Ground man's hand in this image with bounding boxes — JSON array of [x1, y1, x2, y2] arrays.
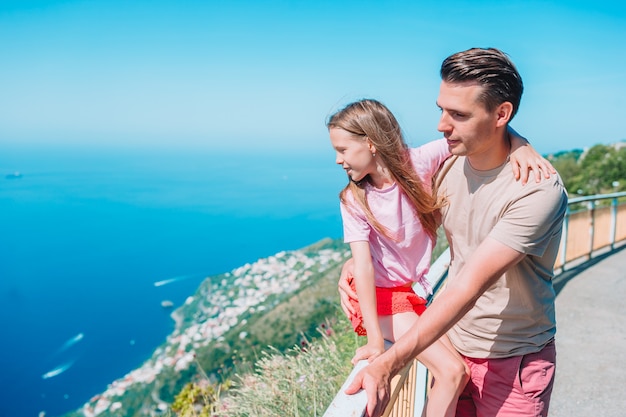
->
[[338, 258, 358, 317], [345, 357, 393, 417]]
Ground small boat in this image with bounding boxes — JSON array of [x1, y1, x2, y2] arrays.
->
[[161, 300, 174, 308]]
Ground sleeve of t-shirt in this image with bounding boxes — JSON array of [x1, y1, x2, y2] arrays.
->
[[340, 191, 371, 243], [489, 177, 568, 256], [411, 138, 452, 183]]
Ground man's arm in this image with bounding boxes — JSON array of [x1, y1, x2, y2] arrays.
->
[[345, 237, 525, 417]]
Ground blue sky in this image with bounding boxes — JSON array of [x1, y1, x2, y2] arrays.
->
[[1, 0, 624, 154]]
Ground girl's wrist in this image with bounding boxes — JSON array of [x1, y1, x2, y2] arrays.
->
[[367, 334, 385, 346]]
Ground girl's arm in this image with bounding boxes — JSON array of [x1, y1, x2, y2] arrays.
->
[[350, 241, 385, 364], [419, 131, 555, 188], [508, 126, 557, 185]]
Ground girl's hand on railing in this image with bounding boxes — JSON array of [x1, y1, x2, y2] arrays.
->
[[352, 339, 385, 365]]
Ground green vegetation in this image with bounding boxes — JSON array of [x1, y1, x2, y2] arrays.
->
[[171, 318, 360, 417], [215, 322, 360, 417], [547, 142, 626, 196], [170, 239, 357, 416], [64, 238, 355, 417], [189, 238, 352, 381]]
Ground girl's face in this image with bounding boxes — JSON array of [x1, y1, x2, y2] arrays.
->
[[329, 127, 375, 183]]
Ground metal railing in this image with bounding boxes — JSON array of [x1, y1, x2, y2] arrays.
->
[[556, 192, 626, 271], [323, 191, 626, 417]]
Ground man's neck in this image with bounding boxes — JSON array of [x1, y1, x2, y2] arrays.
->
[[466, 131, 511, 171]]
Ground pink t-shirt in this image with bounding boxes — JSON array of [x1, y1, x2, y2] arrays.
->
[[340, 139, 450, 294]]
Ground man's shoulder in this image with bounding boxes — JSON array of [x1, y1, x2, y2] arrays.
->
[[440, 158, 566, 201], [498, 164, 568, 204], [503, 172, 568, 222], [434, 154, 462, 182], [518, 171, 568, 198]]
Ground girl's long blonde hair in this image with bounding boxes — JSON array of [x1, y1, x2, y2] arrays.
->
[[327, 99, 441, 239]]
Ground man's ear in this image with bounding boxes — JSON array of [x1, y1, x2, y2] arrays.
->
[[495, 102, 514, 127]]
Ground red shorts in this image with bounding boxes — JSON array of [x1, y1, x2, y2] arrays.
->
[[348, 280, 427, 336], [456, 341, 556, 417]]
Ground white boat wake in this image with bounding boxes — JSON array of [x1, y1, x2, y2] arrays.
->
[[153, 274, 201, 287], [57, 332, 84, 353], [42, 361, 74, 379]]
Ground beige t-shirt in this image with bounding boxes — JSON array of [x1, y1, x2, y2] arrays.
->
[[438, 156, 568, 358]]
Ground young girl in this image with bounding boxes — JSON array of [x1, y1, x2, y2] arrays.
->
[[327, 99, 548, 417]]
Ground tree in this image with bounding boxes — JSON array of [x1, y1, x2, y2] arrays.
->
[[548, 142, 626, 196]]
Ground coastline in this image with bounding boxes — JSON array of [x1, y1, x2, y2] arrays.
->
[[169, 310, 183, 330], [1, 147, 345, 417], [66, 238, 349, 417]]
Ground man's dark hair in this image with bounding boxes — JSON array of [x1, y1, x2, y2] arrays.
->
[[440, 48, 524, 120]]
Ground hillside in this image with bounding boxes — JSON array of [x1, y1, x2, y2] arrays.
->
[[62, 238, 351, 417]]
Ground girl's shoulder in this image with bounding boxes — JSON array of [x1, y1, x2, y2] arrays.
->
[[340, 186, 360, 209]]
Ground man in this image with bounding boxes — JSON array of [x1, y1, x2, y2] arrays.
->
[[339, 48, 568, 417]]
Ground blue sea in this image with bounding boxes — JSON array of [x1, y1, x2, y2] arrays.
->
[[0, 143, 345, 417]]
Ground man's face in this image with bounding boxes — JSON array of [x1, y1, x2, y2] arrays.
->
[[436, 81, 499, 157]]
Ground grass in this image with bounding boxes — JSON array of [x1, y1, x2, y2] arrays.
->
[[171, 316, 361, 417]]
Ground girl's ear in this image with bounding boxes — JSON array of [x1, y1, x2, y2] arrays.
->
[[366, 137, 377, 155], [495, 102, 514, 127]]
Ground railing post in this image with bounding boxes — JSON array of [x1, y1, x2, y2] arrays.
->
[[560, 205, 570, 272], [412, 362, 428, 417], [588, 200, 596, 259], [611, 197, 618, 250]]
